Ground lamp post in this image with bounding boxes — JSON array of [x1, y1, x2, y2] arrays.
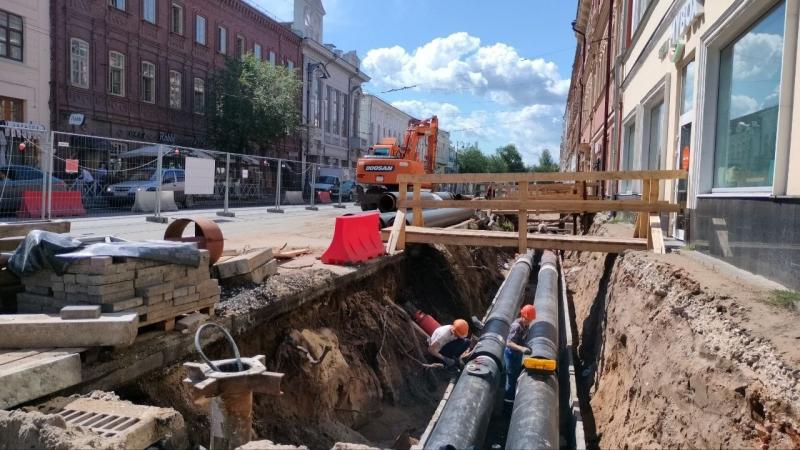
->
[[304, 60, 328, 193]]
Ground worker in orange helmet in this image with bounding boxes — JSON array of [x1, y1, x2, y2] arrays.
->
[[428, 319, 470, 368], [504, 304, 536, 406]]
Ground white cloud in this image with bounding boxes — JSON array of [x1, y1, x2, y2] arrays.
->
[[391, 100, 562, 165], [730, 94, 758, 118], [732, 32, 784, 81], [364, 32, 569, 106]]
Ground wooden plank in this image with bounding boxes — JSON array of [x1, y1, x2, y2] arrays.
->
[[518, 181, 528, 254], [385, 209, 407, 255], [638, 180, 651, 238], [0, 349, 83, 409], [396, 227, 647, 253], [274, 248, 311, 260], [397, 169, 688, 184], [0, 220, 71, 239], [412, 183, 423, 227], [397, 198, 684, 213], [0, 313, 139, 348], [649, 213, 665, 254]]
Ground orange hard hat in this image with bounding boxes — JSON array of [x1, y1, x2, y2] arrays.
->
[[520, 305, 536, 321], [452, 319, 469, 338]]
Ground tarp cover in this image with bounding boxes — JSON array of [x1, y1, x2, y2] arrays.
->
[[8, 230, 200, 276]]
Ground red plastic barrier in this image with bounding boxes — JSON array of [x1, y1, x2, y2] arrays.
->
[[321, 212, 385, 265], [317, 191, 332, 203], [17, 191, 86, 218], [413, 310, 442, 336]]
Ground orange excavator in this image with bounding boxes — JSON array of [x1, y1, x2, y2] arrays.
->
[[356, 115, 438, 211]]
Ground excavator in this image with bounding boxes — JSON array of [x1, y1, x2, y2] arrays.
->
[[355, 115, 438, 211]]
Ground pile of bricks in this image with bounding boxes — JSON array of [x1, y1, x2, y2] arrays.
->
[[17, 250, 220, 328]]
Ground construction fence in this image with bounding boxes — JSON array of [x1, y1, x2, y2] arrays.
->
[[0, 123, 356, 221]]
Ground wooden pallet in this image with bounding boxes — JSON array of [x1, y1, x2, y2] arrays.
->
[[138, 305, 214, 333]]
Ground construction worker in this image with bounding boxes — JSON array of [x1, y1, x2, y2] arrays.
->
[[504, 304, 536, 405], [428, 319, 470, 368]]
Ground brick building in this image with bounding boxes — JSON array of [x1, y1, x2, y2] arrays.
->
[[50, 0, 302, 154]]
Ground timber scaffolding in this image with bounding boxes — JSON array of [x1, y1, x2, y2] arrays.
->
[[383, 170, 688, 254]]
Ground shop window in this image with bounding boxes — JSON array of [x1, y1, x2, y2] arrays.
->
[[680, 60, 696, 116], [713, 2, 785, 189], [0, 96, 23, 122], [169, 70, 181, 109], [108, 51, 125, 97], [70, 38, 89, 88], [0, 9, 23, 62], [141, 61, 155, 103]]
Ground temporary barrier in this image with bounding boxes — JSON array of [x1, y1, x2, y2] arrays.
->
[[283, 191, 304, 205], [321, 212, 385, 265], [317, 191, 332, 204], [132, 191, 178, 213], [18, 191, 86, 218]]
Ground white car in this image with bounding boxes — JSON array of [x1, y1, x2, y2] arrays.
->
[[104, 169, 194, 207]]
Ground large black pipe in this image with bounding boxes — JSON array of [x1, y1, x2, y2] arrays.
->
[[378, 191, 442, 213], [424, 252, 534, 450], [378, 208, 475, 229], [505, 251, 560, 450]]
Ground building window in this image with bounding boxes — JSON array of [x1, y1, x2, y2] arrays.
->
[[253, 43, 261, 59], [235, 35, 245, 60], [631, 0, 653, 35], [70, 38, 89, 88], [680, 60, 696, 116], [341, 93, 348, 137], [141, 61, 155, 103], [108, 51, 125, 96], [332, 89, 339, 134], [195, 16, 206, 45], [143, 0, 156, 24], [621, 121, 636, 193], [170, 3, 184, 34], [713, 2, 785, 189], [217, 26, 226, 54], [169, 70, 181, 109], [0, 96, 23, 122], [316, 78, 323, 127], [0, 9, 23, 62], [193, 78, 204, 114], [287, 59, 294, 70], [268, 51, 275, 65], [645, 100, 664, 170], [324, 86, 331, 132], [108, 0, 125, 11]]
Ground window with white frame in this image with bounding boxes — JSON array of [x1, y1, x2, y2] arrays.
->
[[341, 93, 348, 137], [108, 0, 125, 11], [193, 78, 204, 114], [169, 70, 181, 109], [141, 61, 155, 103], [324, 86, 331, 132], [195, 16, 206, 45], [332, 89, 339, 135], [631, 0, 653, 35], [235, 35, 245, 60], [143, 0, 156, 24], [287, 59, 294, 70], [645, 100, 664, 170], [621, 120, 637, 194], [170, 3, 183, 34], [253, 43, 261, 59], [70, 38, 89, 88], [713, 2, 786, 189], [217, 26, 227, 54], [268, 51, 275, 65], [0, 9, 23, 62], [108, 51, 125, 96]]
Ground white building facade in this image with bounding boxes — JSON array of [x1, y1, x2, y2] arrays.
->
[[0, 0, 50, 127], [359, 94, 414, 148]]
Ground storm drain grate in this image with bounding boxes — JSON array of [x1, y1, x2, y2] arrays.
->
[[56, 408, 141, 438]]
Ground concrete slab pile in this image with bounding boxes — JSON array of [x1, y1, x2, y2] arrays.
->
[[213, 248, 278, 286]]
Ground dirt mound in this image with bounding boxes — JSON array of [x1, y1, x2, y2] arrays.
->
[[566, 240, 800, 449]]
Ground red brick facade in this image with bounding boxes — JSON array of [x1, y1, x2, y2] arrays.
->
[[50, 0, 302, 153]]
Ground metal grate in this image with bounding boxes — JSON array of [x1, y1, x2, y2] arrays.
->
[[42, 407, 141, 439]]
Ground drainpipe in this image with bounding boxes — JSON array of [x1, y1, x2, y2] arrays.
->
[[571, 21, 587, 172], [601, 0, 615, 198]]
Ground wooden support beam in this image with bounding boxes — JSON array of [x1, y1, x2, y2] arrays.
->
[[518, 181, 528, 254], [637, 180, 651, 238], [385, 226, 647, 253], [412, 183, 423, 227], [649, 213, 665, 254], [397, 198, 684, 213], [386, 209, 406, 255], [398, 169, 688, 184]]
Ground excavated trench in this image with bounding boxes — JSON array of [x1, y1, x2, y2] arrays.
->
[[116, 244, 509, 450]]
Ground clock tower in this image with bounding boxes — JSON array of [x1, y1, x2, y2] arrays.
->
[[293, 0, 325, 42]]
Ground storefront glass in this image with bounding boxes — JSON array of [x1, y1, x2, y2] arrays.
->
[[713, 1, 785, 189]]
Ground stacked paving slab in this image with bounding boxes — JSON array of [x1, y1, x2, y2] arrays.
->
[[213, 248, 277, 286], [17, 249, 220, 327]]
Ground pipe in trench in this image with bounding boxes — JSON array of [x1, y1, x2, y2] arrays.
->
[[378, 191, 443, 213], [423, 252, 535, 450], [505, 250, 560, 450], [378, 208, 475, 229]]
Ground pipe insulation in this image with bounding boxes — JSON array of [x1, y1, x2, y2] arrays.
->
[[424, 252, 535, 450], [378, 208, 475, 229], [505, 250, 560, 450], [378, 191, 442, 213]]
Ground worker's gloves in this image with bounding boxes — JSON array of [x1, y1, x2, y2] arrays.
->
[[442, 357, 457, 367], [523, 348, 532, 355]]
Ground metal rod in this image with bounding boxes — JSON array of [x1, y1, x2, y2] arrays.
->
[[423, 252, 535, 450], [223, 153, 230, 213], [306, 164, 318, 211], [267, 159, 284, 213], [505, 250, 560, 450]]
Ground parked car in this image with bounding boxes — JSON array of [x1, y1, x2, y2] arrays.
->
[[329, 180, 357, 202], [0, 165, 66, 215], [104, 168, 195, 207]]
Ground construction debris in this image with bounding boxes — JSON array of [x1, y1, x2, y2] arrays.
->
[[236, 440, 309, 450], [0, 348, 83, 409], [213, 248, 278, 286], [0, 313, 138, 348], [274, 248, 311, 260]]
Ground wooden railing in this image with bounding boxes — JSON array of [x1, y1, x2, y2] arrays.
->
[[386, 170, 688, 255]]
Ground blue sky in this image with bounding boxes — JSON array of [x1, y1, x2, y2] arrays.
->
[[251, 0, 578, 165]]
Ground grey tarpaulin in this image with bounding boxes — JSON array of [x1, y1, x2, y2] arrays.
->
[[8, 230, 201, 277]]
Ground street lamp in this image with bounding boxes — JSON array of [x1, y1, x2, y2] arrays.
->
[[303, 61, 329, 191]]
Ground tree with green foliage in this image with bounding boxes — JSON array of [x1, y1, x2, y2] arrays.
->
[[486, 154, 509, 173], [495, 144, 526, 172], [530, 149, 560, 172], [458, 145, 489, 173], [206, 55, 301, 154]]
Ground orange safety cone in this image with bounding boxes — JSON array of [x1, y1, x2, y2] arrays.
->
[[321, 212, 385, 265]]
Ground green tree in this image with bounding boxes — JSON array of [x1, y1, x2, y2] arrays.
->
[[495, 144, 526, 172], [206, 55, 301, 153], [458, 145, 489, 173], [530, 149, 560, 172], [486, 154, 509, 173]]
